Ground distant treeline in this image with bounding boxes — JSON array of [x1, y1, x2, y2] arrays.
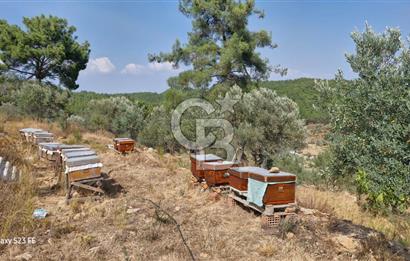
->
[[68, 78, 330, 123]]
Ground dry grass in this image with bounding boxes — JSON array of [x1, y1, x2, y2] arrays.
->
[[297, 186, 410, 246], [0, 134, 37, 243]]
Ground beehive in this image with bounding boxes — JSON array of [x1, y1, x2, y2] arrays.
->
[[19, 128, 43, 142], [38, 142, 62, 160], [64, 155, 102, 183], [202, 161, 239, 186], [32, 131, 54, 144], [227, 166, 259, 192], [39, 144, 86, 161], [190, 154, 222, 180], [248, 170, 296, 206], [113, 138, 135, 153]]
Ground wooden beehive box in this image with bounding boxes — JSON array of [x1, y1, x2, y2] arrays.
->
[[228, 166, 260, 192], [64, 155, 102, 183], [190, 154, 222, 180], [19, 128, 43, 142], [38, 142, 62, 160], [202, 161, 239, 187], [32, 131, 54, 144], [248, 169, 296, 206], [113, 138, 135, 153]]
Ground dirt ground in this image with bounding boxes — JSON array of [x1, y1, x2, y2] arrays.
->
[[0, 123, 409, 261]]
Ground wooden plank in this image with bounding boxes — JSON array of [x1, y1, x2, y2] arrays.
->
[[71, 181, 104, 194]]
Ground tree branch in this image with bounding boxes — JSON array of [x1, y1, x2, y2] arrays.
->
[[8, 67, 35, 76]]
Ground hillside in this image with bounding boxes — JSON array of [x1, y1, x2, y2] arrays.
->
[[260, 78, 329, 123], [68, 78, 328, 123], [0, 120, 408, 260]]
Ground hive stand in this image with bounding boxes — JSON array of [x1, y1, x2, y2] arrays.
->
[[65, 173, 122, 203], [228, 187, 297, 228], [65, 176, 105, 200]]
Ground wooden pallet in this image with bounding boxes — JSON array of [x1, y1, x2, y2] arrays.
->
[[228, 188, 297, 228]]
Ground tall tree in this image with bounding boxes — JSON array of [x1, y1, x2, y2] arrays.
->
[[149, 0, 285, 91], [0, 15, 90, 90]]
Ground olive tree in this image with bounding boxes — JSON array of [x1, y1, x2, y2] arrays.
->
[[84, 97, 145, 139], [139, 106, 180, 152], [227, 86, 305, 167], [316, 24, 410, 212]]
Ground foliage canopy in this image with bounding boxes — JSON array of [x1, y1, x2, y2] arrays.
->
[[316, 24, 410, 212], [149, 0, 285, 91], [0, 15, 90, 90]]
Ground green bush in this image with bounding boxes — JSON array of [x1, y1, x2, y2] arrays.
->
[[139, 106, 180, 152], [316, 24, 410, 212], [12, 81, 69, 120], [82, 96, 145, 139]]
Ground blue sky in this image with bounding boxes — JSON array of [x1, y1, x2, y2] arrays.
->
[[1, 0, 409, 93]]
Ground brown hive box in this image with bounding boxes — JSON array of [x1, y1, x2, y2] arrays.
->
[[190, 154, 222, 180], [113, 138, 135, 153], [202, 161, 239, 186], [249, 170, 296, 205], [228, 166, 260, 192]]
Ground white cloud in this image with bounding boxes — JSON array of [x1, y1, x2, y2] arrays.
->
[[121, 63, 144, 75], [120, 61, 177, 75], [86, 57, 116, 74], [148, 61, 174, 72]]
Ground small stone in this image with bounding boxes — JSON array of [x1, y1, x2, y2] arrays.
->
[[286, 232, 295, 239], [199, 253, 209, 258], [332, 235, 360, 252], [89, 246, 100, 254], [175, 206, 181, 212], [14, 252, 33, 261], [73, 213, 81, 220], [269, 167, 280, 173], [300, 207, 315, 215], [126, 208, 141, 214]]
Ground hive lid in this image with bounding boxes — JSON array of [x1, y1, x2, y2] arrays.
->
[[63, 150, 97, 159], [38, 143, 63, 150], [203, 160, 237, 166], [249, 170, 296, 183], [60, 148, 90, 153], [33, 132, 54, 137], [230, 166, 269, 175], [58, 145, 87, 150], [114, 138, 135, 142], [65, 155, 101, 167], [202, 161, 238, 170], [190, 154, 222, 161], [250, 171, 296, 178], [19, 128, 43, 133]]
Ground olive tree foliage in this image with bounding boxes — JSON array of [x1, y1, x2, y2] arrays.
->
[[0, 15, 90, 90], [149, 0, 285, 91], [316, 24, 410, 212], [12, 81, 69, 120], [139, 106, 180, 152], [226, 86, 305, 167], [83, 97, 145, 139]]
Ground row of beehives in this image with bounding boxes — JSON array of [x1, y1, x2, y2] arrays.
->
[[0, 157, 20, 182], [19, 128, 103, 186], [190, 154, 297, 214]]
